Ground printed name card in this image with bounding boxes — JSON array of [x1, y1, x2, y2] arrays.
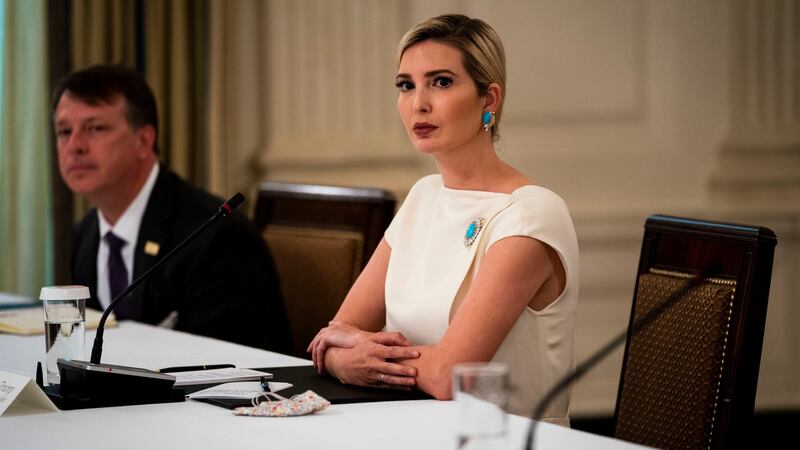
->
[[0, 370, 58, 416]]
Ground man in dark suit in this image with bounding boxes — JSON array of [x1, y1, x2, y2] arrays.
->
[[53, 64, 290, 352]]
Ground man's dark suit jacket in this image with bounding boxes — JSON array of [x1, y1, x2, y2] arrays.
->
[[71, 167, 291, 353]]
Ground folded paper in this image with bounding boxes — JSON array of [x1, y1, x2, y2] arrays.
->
[[0, 370, 59, 416]]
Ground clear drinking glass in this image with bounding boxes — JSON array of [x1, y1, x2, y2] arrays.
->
[[452, 362, 510, 450], [41, 285, 88, 385]]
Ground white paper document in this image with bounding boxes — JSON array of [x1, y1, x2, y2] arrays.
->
[[172, 368, 273, 387], [188, 381, 293, 400], [0, 307, 115, 335]]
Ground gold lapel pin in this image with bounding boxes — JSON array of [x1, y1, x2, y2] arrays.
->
[[144, 241, 160, 256]]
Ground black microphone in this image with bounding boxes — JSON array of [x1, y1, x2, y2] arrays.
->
[[38, 193, 246, 410], [524, 270, 708, 450]]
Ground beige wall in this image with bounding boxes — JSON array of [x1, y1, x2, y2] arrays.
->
[[215, 0, 800, 417]]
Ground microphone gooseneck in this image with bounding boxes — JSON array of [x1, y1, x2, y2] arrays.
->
[[90, 193, 246, 364], [524, 269, 709, 450]]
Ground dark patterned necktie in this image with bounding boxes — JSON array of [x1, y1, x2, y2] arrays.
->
[[105, 232, 130, 318]]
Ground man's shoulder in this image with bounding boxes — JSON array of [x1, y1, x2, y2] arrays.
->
[[152, 168, 255, 235], [146, 168, 227, 227], [159, 169, 222, 211]]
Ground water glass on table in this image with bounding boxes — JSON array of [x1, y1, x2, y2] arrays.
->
[[452, 362, 510, 450], [41, 285, 88, 386]]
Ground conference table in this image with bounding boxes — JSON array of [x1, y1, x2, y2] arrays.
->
[[0, 321, 647, 449]]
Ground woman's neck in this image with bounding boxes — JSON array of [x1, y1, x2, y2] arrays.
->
[[434, 136, 528, 194]]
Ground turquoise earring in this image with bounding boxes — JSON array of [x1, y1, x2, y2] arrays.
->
[[481, 111, 496, 132]]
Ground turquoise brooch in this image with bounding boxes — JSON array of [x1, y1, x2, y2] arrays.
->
[[464, 217, 486, 248]]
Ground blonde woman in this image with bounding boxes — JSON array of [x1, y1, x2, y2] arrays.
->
[[308, 14, 578, 424]]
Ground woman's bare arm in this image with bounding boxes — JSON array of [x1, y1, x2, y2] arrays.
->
[[399, 236, 566, 399]]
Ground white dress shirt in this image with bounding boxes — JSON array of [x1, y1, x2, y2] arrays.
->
[[96, 163, 160, 309]]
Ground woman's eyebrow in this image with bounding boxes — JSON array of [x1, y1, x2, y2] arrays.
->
[[396, 69, 457, 80], [423, 69, 457, 78]]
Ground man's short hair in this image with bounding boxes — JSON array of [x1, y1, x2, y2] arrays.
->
[[52, 64, 159, 154]]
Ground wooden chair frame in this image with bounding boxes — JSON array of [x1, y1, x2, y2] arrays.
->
[[613, 214, 777, 449]]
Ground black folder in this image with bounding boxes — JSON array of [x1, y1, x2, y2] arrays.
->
[[192, 365, 431, 409]]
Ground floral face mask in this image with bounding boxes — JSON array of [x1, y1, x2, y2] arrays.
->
[[233, 390, 330, 417]]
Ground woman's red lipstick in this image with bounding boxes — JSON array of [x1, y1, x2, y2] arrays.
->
[[413, 122, 437, 138]]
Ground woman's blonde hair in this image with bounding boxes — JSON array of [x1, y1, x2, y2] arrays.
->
[[397, 14, 506, 139]]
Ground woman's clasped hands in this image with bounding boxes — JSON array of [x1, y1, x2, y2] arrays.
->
[[307, 321, 420, 389]]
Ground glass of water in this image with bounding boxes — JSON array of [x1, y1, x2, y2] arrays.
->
[[40, 286, 88, 386], [452, 362, 510, 450]]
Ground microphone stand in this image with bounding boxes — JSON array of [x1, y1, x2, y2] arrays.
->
[[524, 270, 706, 450], [37, 193, 245, 410]]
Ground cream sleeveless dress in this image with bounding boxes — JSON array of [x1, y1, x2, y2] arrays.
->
[[384, 175, 579, 424]]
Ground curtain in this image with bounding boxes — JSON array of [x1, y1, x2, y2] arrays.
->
[[0, 0, 54, 297], [143, 0, 209, 185], [207, 0, 267, 201], [70, 0, 137, 68]]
